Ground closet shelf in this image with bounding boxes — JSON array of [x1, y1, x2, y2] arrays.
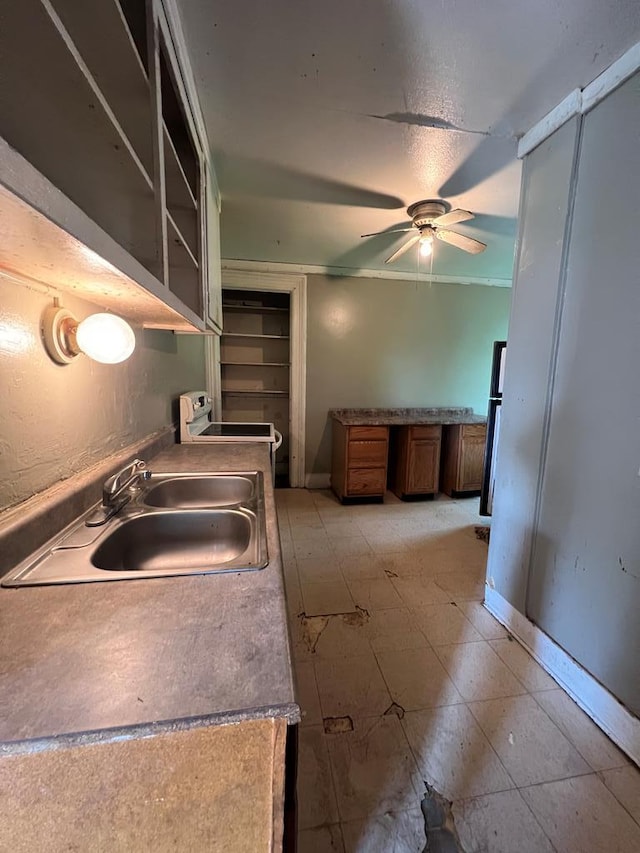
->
[[221, 389, 289, 397], [221, 332, 289, 340], [221, 361, 290, 367], [222, 304, 289, 314]]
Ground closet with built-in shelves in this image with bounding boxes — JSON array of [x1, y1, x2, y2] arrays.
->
[[220, 289, 291, 485]]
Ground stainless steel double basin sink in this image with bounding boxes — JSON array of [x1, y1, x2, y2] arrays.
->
[[2, 472, 268, 587]]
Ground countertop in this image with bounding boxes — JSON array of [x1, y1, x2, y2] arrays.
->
[[0, 717, 286, 852], [0, 443, 299, 752], [330, 406, 487, 426]]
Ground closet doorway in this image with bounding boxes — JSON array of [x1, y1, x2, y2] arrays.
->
[[218, 270, 306, 487]]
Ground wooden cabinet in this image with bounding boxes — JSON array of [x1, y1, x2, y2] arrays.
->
[[331, 423, 389, 501], [0, 0, 222, 333], [389, 425, 442, 499], [440, 423, 487, 496]]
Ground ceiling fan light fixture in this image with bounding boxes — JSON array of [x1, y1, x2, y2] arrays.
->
[[419, 235, 433, 257], [372, 199, 487, 265]]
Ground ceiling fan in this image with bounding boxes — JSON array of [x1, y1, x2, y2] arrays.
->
[[362, 200, 487, 264]]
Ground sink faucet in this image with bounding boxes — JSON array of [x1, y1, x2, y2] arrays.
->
[[86, 458, 151, 527], [103, 458, 150, 506]]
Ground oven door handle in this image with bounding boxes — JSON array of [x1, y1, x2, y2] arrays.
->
[[273, 429, 283, 451]]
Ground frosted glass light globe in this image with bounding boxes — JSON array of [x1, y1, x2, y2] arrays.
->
[[420, 237, 433, 257], [75, 313, 135, 364]]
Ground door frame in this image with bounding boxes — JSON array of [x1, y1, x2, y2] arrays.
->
[[220, 268, 307, 488]]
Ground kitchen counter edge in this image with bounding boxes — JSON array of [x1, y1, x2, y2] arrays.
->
[[330, 407, 487, 425], [0, 442, 300, 752]]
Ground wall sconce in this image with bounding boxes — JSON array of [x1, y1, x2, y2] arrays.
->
[[42, 303, 136, 365]]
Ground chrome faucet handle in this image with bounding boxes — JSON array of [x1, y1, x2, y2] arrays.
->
[[104, 459, 147, 502], [86, 459, 150, 527]]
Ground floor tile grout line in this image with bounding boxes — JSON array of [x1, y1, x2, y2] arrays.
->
[[322, 718, 425, 828], [526, 687, 632, 774], [529, 685, 613, 776], [397, 708, 519, 801], [487, 637, 560, 695], [467, 689, 598, 774], [298, 725, 343, 832], [297, 821, 346, 849], [457, 787, 561, 853], [432, 639, 530, 701], [595, 770, 640, 831], [321, 717, 358, 829]]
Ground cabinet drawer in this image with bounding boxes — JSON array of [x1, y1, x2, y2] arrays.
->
[[347, 467, 386, 495], [348, 425, 388, 441], [410, 425, 441, 440], [462, 424, 486, 438], [348, 440, 388, 467]]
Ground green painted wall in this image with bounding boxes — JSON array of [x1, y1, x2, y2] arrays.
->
[[0, 278, 205, 511], [305, 274, 511, 476]]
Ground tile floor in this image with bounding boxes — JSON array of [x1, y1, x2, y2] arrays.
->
[[276, 487, 640, 853]]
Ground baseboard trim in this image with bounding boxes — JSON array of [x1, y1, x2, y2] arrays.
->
[[305, 473, 331, 490], [484, 588, 639, 766]]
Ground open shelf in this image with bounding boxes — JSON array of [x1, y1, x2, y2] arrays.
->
[[221, 390, 290, 397], [167, 215, 201, 315], [167, 210, 199, 269], [117, 0, 149, 73], [0, 0, 218, 334], [221, 332, 290, 340], [164, 123, 198, 210], [222, 304, 289, 314], [159, 41, 199, 199], [2, 0, 159, 276], [44, 0, 155, 179], [221, 361, 290, 367]]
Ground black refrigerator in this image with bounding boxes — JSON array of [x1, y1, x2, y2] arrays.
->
[[480, 340, 507, 516]]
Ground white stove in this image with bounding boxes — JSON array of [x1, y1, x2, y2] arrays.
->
[[179, 391, 282, 480]]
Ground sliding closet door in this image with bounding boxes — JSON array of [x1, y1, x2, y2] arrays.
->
[[527, 72, 640, 715]]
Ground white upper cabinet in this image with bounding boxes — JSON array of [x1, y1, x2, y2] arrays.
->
[[0, 0, 222, 334]]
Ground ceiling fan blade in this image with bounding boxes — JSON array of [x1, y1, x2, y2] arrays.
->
[[432, 209, 475, 227], [436, 229, 487, 254], [361, 228, 414, 238], [385, 234, 420, 264]]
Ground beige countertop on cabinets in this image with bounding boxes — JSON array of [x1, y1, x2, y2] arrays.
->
[[0, 717, 287, 853], [0, 443, 299, 750], [330, 406, 487, 426]]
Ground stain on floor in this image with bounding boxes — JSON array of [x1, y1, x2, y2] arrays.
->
[[323, 716, 354, 734]]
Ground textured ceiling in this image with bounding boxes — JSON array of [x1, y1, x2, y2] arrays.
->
[[176, 0, 640, 280]]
